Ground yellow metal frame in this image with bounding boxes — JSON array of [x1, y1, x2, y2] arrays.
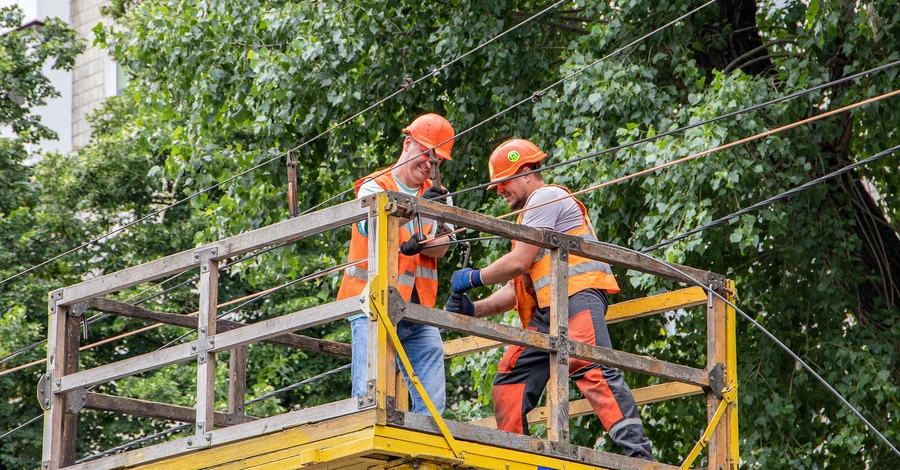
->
[[370, 193, 463, 459]]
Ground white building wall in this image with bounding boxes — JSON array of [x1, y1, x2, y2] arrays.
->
[[1, 0, 73, 155], [70, 0, 111, 149]]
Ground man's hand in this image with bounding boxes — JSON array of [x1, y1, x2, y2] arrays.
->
[[451, 267, 484, 293], [400, 233, 426, 256], [423, 186, 449, 204], [445, 293, 474, 316]]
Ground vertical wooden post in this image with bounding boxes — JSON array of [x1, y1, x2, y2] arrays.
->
[[194, 247, 219, 444], [547, 247, 570, 448], [227, 345, 248, 423], [286, 151, 299, 218], [366, 193, 399, 421], [42, 290, 80, 469]]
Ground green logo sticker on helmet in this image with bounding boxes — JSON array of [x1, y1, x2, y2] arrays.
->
[[507, 150, 520, 162]]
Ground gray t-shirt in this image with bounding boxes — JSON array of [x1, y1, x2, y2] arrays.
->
[[520, 186, 583, 232]]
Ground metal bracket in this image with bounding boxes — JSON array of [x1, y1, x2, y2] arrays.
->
[[65, 388, 87, 414], [37, 373, 52, 410], [69, 301, 89, 340], [387, 287, 407, 325], [385, 395, 405, 425], [708, 363, 726, 399], [357, 380, 376, 409], [186, 430, 212, 448], [196, 336, 215, 365], [193, 246, 219, 272], [359, 283, 374, 320], [543, 230, 583, 253], [548, 328, 571, 365], [49, 289, 64, 315]]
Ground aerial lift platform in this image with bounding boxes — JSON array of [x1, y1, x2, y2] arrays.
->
[[38, 192, 738, 470]]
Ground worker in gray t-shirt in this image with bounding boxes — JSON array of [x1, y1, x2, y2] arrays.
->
[[446, 139, 656, 461]]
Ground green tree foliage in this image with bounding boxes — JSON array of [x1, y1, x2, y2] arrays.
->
[[2, 0, 899, 468]]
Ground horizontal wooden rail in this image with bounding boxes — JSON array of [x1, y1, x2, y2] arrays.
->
[[394, 295, 709, 388], [472, 382, 703, 428], [443, 287, 707, 358], [83, 393, 254, 427], [56, 200, 367, 306], [87, 298, 351, 357], [55, 299, 360, 394], [378, 192, 716, 286]]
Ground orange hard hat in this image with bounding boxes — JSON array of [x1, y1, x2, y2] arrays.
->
[[488, 139, 547, 190], [403, 113, 455, 161]]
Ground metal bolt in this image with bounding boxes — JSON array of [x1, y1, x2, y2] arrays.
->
[[194, 253, 200, 260], [199, 326, 206, 334], [367, 396, 374, 403], [191, 344, 197, 351], [208, 338, 214, 346], [44, 399, 50, 406], [205, 432, 211, 441], [357, 397, 364, 406], [187, 438, 193, 446], [55, 378, 61, 386], [43, 462, 49, 469], [367, 382, 373, 389]]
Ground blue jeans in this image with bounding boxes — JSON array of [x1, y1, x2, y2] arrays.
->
[[350, 317, 446, 415]]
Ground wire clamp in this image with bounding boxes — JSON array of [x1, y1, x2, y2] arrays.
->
[[37, 373, 52, 410], [401, 77, 413, 90], [531, 91, 544, 103]]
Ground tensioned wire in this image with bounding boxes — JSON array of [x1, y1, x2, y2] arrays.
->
[[642, 144, 900, 252], [76, 363, 352, 462], [0, 257, 359, 442], [0, 0, 572, 288], [0, 237, 301, 370], [440, 58, 900, 201], [0, 0, 712, 375], [576, 238, 900, 459], [299, 0, 718, 217]]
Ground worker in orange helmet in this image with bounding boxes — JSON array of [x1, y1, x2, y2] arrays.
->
[[337, 113, 455, 415], [445, 139, 656, 460]]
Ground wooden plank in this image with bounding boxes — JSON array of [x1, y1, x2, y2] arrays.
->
[[227, 346, 247, 423], [472, 382, 703, 428], [393, 192, 714, 285], [60, 313, 81, 467], [56, 342, 195, 393], [570, 341, 708, 388], [195, 255, 219, 439], [442, 287, 708, 358], [84, 392, 239, 427], [59, 200, 367, 306], [395, 411, 680, 470], [399, 301, 707, 387], [210, 298, 361, 352], [87, 297, 351, 358], [41, 297, 71, 470], [65, 406, 376, 470], [547, 248, 569, 445]]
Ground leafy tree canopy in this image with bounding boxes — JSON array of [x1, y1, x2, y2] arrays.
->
[[2, 0, 899, 468]]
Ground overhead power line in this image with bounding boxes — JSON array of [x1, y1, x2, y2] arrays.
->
[[302, 0, 717, 216], [0, 0, 571, 289], [444, 58, 900, 200], [643, 144, 900, 252], [583, 238, 900, 459]]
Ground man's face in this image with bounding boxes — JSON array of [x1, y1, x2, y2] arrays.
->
[[495, 173, 530, 210], [402, 138, 434, 186]]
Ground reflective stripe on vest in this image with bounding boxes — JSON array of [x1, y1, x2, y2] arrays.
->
[[515, 184, 620, 309], [336, 167, 441, 308]]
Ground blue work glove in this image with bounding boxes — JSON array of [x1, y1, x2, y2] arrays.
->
[[400, 232, 426, 256], [451, 267, 484, 293], [422, 186, 449, 204], [445, 293, 475, 317]]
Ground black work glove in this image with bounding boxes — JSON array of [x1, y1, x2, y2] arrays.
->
[[445, 293, 475, 317], [400, 232, 427, 256], [422, 186, 449, 204]]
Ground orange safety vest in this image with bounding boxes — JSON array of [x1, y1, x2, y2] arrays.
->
[[512, 184, 620, 326], [336, 168, 440, 308]]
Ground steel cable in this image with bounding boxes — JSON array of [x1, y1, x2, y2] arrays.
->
[[643, 144, 900, 252], [0, 1, 571, 289]]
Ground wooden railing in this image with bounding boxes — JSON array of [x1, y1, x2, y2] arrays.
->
[[40, 191, 738, 470]]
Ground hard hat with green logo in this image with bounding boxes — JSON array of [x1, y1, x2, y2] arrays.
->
[[487, 139, 547, 190]]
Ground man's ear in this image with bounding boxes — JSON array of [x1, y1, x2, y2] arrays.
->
[[402, 135, 412, 152]]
